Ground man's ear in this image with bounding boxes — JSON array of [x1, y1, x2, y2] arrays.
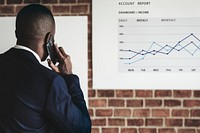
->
[[45, 32, 51, 44]]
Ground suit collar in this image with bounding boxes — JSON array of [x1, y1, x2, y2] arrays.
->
[[14, 45, 41, 64], [7, 48, 41, 65]]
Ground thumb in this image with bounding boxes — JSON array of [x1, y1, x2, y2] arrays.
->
[[47, 59, 59, 73]]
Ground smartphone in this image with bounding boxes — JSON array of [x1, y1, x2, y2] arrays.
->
[[46, 36, 58, 64]]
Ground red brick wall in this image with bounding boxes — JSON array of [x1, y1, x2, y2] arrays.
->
[[1, 0, 200, 133], [89, 90, 200, 133]]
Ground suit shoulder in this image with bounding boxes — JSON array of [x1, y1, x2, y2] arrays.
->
[[38, 64, 58, 78]]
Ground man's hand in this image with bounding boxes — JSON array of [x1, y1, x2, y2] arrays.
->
[[48, 44, 73, 75]]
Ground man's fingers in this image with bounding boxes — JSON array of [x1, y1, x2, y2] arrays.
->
[[47, 59, 59, 73], [59, 47, 69, 58], [48, 45, 73, 75]]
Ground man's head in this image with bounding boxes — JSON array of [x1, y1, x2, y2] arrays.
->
[[15, 4, 55, 61]]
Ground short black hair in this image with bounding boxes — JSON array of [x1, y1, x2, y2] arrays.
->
[[16, 4, 55, 40]]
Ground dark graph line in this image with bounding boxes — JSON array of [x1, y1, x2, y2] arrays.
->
[[120, 33, 200, 64]]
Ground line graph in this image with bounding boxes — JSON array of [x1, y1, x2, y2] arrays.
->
[[118, 18, 200, 72], [120, 33, 200, 64]]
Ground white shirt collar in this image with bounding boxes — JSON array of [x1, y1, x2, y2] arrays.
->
[[14, 45, 42, 64]]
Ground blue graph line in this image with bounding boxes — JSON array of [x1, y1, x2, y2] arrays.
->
[[120, 33, 200, 65]]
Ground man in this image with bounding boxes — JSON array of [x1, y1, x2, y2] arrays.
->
[[0, 4, 91, 133]]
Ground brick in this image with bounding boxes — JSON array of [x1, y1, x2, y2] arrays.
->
[[97, 90, 114, 97], [114, 109, 131, 117], [172, 109, 189, 117], [96, 109, 112, 117], [155, 90, 172, 97], [88, 61, 92, 72], [108, 118, 125, 126], [174, 90, 191, 97], [88, 108, 94, 116], [127, 119, 144, 126], [165, 119, 183, 127], [146, 119, 163, 126], [178, 129, 195, 133], [116, 90, 133, 97], [152, 109, 170, 117], [78, 0, 91, 3], [88, 90, 95, 97], [136, 90, 152, 97], [15, 5, 24, 14], [158, 128, 176, 133], [92, 118, 106, 126], [89, 3, 92, 14], [88, 32, 92, 42], [89, 99, 107, 107], [146, 99, 162, 107], [127, 99, 143, 107], [88, 79, 92, 89], [139, 128, 156, 133], [133, 109, 150, 117], [164, 100, 181, 107], [194, 90, 200, 97], [121, 128, 137, 133], [102, 128, 119, 133], [185, 119, 200, 127], [0, 6, 14, 14], [108, 99, 125, 107], [42, 0, 58, 3], [88, 68, 92, 79], [191, 109, 200, 117], [60, 0, 76, 3], [92, 128, 100, 133], [7, 0, 22, 4], [71, 5, 88, 14], [88, 23, 92, 33], [24, 0, 40, 3], [183, 100, 200, 107], [52, 5, 70, 13]]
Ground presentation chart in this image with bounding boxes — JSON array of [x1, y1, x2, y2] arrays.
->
[[93, 0, 200, 89], [119, 17, 200, 72]]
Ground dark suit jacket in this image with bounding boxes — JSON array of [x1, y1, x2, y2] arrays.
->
[[0, 48, 91, 133]]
